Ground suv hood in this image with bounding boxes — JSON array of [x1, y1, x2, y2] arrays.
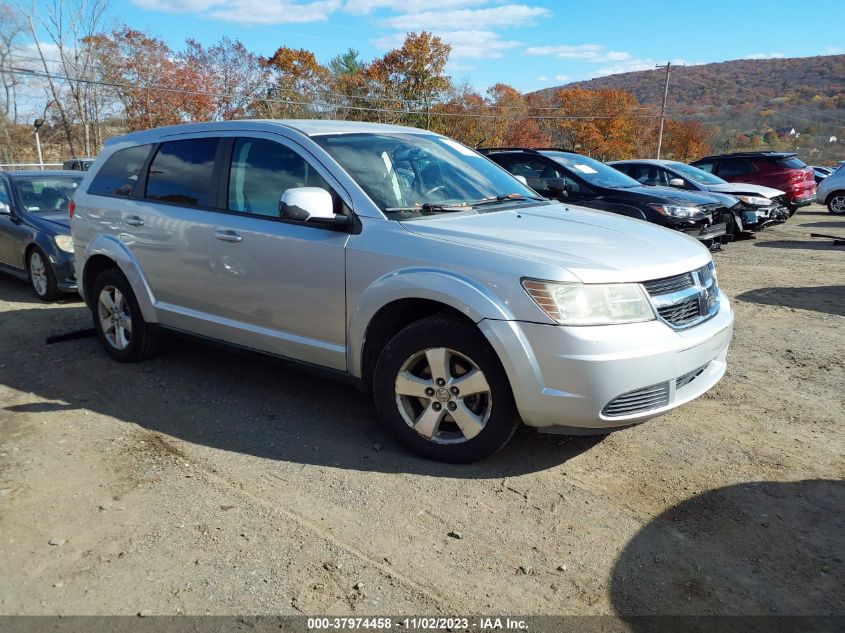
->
[[704, 182, 784, 198], [399, 203, 711, 284]]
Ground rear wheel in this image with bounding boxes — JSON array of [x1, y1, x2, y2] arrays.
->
[[828, 192, 845, 215], [91, 268, 161, 362], [28, 247, 60, 301], [373, 315, 519, 463]]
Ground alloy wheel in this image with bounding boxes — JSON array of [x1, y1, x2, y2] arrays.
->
[[830, 195, 845, 214], [394, 347, 492, 444], [29, 251, 48, 297], [97, 285, 133, 350]]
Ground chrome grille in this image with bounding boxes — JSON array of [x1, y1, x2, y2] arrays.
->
[[602, 382, 670, 417], [657, 297, 701, 326], [642, 263, 719, 330], [642, 273, 694, 295]]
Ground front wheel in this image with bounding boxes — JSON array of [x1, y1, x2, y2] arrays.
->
[[90, 268, 161, 362], [828, 192, 845, 215], [28, 247, 60, 301], [373, 315, 519, 463]]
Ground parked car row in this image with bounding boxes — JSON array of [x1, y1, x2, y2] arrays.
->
[[0, 120, 834, 462]]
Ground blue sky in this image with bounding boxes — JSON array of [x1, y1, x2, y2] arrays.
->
[[117, 0, 845, 92]]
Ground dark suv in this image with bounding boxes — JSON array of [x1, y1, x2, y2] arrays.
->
[[691, 152, 816, 214], [481, 148, 730, 246]]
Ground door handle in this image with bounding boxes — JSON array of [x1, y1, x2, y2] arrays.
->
[[214, 229, 243, 243], [125, 215, 144, 227]]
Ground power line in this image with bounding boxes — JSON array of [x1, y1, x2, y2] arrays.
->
[[1, 65, 664, 121]]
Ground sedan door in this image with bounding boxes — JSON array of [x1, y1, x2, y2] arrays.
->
[[0, 179, 27, 270]]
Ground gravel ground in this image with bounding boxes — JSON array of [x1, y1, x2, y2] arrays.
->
[[0, 205, 842, 617]]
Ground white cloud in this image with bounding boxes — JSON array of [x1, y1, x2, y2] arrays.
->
[[537, 75, 548, 82], [747, 52, 784, 60], [553, 74, 569, 82], [593, 57, 690, 77], [382, 4, 550, 30], [525, 43, 631, 62], [373, 29, 520, 60], [131, 0, 340, 24], [344, 0, 486, 14], [825, 46, 843, 54]]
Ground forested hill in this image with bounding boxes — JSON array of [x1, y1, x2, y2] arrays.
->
[[533, 55, 845, 118]]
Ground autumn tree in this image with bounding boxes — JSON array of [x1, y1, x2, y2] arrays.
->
[[260, 46, 328, 118], [183, 37, 267, 121], [87, 27, 212, 131], [369, 31, 451, 127], [326, 48, 372, 121], [660, 119, 711, 161], [433, 82, 486, 146]]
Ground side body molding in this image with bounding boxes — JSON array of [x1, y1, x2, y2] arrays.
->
[[346, 267, 516, 379], [82, 235, 158, 323]]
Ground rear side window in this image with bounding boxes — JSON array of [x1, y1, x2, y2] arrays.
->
[[145, 138, 219, 208], [717, 158, 755, 178], [88, 145, 152, 197], [777, 156, 807, 169]]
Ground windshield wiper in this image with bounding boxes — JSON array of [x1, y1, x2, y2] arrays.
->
[[466, 193, 545, 206], [384, 202, 469, 214]]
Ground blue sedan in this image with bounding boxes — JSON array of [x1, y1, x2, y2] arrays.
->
[[0, 170, 83, 300]]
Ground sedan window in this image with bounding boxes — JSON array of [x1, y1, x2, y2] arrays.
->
[[12, 176, 82, 213]]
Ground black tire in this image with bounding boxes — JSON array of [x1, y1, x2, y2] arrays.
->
[[827, 192, 845, 215], [787, 204, 798, 217], [373, 314, 519, 463], [90, 267, 161, 362], [28, 246, 60, 301]]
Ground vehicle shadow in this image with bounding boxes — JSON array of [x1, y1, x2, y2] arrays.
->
[[0, 297, 602, 478], [610, 480, 844, 622], [754, 240, 844, 251], [735, 285, 845, 317]]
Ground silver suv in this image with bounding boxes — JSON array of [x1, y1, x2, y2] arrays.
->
[[71, 120, 733, 462]]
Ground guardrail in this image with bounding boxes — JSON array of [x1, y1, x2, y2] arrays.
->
[[0, 163, 64, 171]]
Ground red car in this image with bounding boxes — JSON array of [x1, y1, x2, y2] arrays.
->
[[691, 152, 816, 215]]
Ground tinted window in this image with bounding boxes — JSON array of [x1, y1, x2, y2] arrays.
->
[[543, 151, 640, 189], [88, 145, 152, 197], [694, 160, 715, 173], [228, 138, 332, 218], [0, 180, 8, 205], [667, 162, 726, 185], [777, 156, 807, 169], [146, 138, 219, 207], [717, 158, 756, 178]]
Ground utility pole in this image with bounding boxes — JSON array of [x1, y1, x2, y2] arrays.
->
[[655, 62, 671, 159]]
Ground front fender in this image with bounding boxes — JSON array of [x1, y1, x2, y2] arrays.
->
[[347, 267, 516, 378], [82, 235, 158, 323]]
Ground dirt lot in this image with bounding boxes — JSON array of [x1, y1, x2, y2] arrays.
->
[[0, 205, 842, 617]]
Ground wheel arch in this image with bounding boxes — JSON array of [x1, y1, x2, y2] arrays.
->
[[348, 268, 516, 387], [81, 235, 157, 322], [825, 189, 845, 205]]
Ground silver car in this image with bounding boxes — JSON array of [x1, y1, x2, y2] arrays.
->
[[71, 120, 733, 462], [816, 164, 845, 214]]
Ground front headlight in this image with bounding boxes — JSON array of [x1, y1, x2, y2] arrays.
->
[[735, 195, 772, 206], [54, 235, 74, 253], [647, 203, 704, 219], [522, 279, 655, 326]]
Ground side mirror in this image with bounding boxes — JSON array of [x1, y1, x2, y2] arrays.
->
[[546, 178, 570, 198], [668, 177, 685, 188], [280, 187, 348, 227], [514, 175, 528, 186], [0, 201, 9, 215]]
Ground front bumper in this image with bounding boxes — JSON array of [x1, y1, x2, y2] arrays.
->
[[480, 295, 734, 431], [49, 251, 78, 293]]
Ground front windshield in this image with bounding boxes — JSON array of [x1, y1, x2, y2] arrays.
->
[[313, 133, 542, 216], [667, 161, 727, 185], [542, 151, 641, 189], [13, 176, 82, 214]]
